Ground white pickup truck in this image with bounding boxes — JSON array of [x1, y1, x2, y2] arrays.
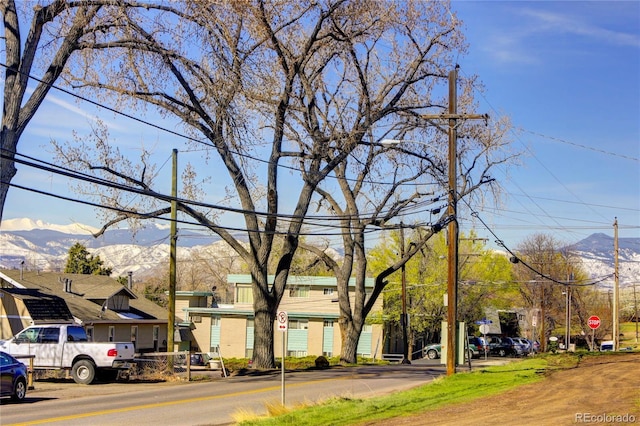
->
[[0, 324, 135, 384]]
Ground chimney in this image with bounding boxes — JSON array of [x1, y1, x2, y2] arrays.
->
[[127, 271, 133, 290]]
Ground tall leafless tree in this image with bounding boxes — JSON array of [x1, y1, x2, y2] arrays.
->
[[513, 233, 591, 351], [0, 0, 118, 222], [48, 0, 505, 368], [301, 106, 513, 362]]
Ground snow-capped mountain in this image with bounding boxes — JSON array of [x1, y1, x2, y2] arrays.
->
[[569, 233, 640, 289], [1, 219, 639, 287], [0, 218, 222, 278]]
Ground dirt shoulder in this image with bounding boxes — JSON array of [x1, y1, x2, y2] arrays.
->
[[372, 353, 640, 426]]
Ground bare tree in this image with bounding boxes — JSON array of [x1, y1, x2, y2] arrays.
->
[[49, 1, 499, 368], [513, 233, 591, 351], [0, 0, 118, 222], [301, 104, 513, 363]]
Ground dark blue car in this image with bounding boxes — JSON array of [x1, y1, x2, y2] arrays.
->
[[0, 351, 28, 401]]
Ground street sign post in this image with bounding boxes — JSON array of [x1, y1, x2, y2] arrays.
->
[[277, 311, 289, 332], [588, 315, 600, 352], [588, 315, 601, 330], [277, 311, 288, 405], [476, 319, 492, 361]]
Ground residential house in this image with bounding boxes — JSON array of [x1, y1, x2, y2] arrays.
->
[[177, 274, 384, 359], [0, 269, 169, 353]]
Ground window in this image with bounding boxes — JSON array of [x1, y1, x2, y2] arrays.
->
[[16, 327, 40, 343], [153, 325, 159, 351], [108, 326, 115, 342], [323, 320, 334, 328], [245, 317, 254, 359], [288, 319, 308, 330], [289, 286, 309, 298], [131, 326, 138, 348], [86, 326, 94, 342], [236, 284, 253, 304], [67, 326, 88, 342], [323, 288, 334, 295], [40, 328, 60, 343]]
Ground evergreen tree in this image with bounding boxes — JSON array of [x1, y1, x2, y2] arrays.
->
[[64, 243, 112, 276]]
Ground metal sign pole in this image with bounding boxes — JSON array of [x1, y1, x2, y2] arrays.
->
[[281, 330, 285, 406], [277, 310, 288, 406]]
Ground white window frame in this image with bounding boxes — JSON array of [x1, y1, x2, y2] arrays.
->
[[289, 286, 310, 298], [235, 284, 253, 304]]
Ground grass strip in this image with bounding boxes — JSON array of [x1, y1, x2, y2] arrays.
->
[[238, 356, 573, 426]]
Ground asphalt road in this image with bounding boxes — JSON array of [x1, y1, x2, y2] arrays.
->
[[1, 359, 462, 426]]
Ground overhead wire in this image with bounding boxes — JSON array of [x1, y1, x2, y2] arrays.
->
[[456, 68, 640, 248], [4, 150, 453, 238], [460, 197, 614, 287], [0, 61, 433, 189]]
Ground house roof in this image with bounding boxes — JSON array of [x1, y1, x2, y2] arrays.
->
[[0, 270, 167, 323], [1, 288, 74, 322]]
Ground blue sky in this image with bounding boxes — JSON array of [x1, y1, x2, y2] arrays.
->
[[1, 1, 639, 252], [452, 1, 639, 249]]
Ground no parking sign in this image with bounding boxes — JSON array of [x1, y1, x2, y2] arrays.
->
[[277, 311, 288, 332]]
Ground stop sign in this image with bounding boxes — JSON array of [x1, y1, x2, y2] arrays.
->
[[588, 315, 601, 330]]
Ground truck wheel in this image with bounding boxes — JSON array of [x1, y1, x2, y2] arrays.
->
[[72, 360, 96, 384]]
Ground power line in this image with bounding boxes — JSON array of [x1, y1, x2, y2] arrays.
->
[[520, 128, 640, 162], [0, 62, 436, 189], [458, 68, 630, 241], [461, 198, 614, 287]]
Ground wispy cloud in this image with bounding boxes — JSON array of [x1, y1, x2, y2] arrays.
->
[[479, 4, 640, 66], [42, 92, 127, 132], [521, 8, 640, 48]]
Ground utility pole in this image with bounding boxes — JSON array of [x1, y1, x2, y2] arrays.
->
[[421, 67, 487, 376], [564, 282, 572, 351], [613, 218, 619, 351], [634, 282, 638, 343], [400, 225, 410, 364], [168, 149, 178, 359]]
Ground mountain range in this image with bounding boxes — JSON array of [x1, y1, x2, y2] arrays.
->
[[1, 219, 638, 288]]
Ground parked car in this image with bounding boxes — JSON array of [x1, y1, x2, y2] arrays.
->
[[423, 342, 479, 360], [468, 336, 488, 356], [531, 340, 541, 353], [0, 351, 28, 401], [190, 353, 207, 366], [513, 337, 532, 355], [424, 343, 441, 360], [0, 324, 135, 385], [600, 340, 614, 351], [467, 342, 480, 359], [490, 337, 525, 357]]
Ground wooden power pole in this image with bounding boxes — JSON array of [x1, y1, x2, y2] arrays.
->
[[168, 149, 178, 357], [421, 67, 487, 375], [613, 217, 619, 351]]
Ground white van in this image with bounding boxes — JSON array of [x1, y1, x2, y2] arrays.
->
[[600, 340, 614, 351]]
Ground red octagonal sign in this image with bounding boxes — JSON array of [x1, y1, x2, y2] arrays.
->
[[588, 315, 601, 330]]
